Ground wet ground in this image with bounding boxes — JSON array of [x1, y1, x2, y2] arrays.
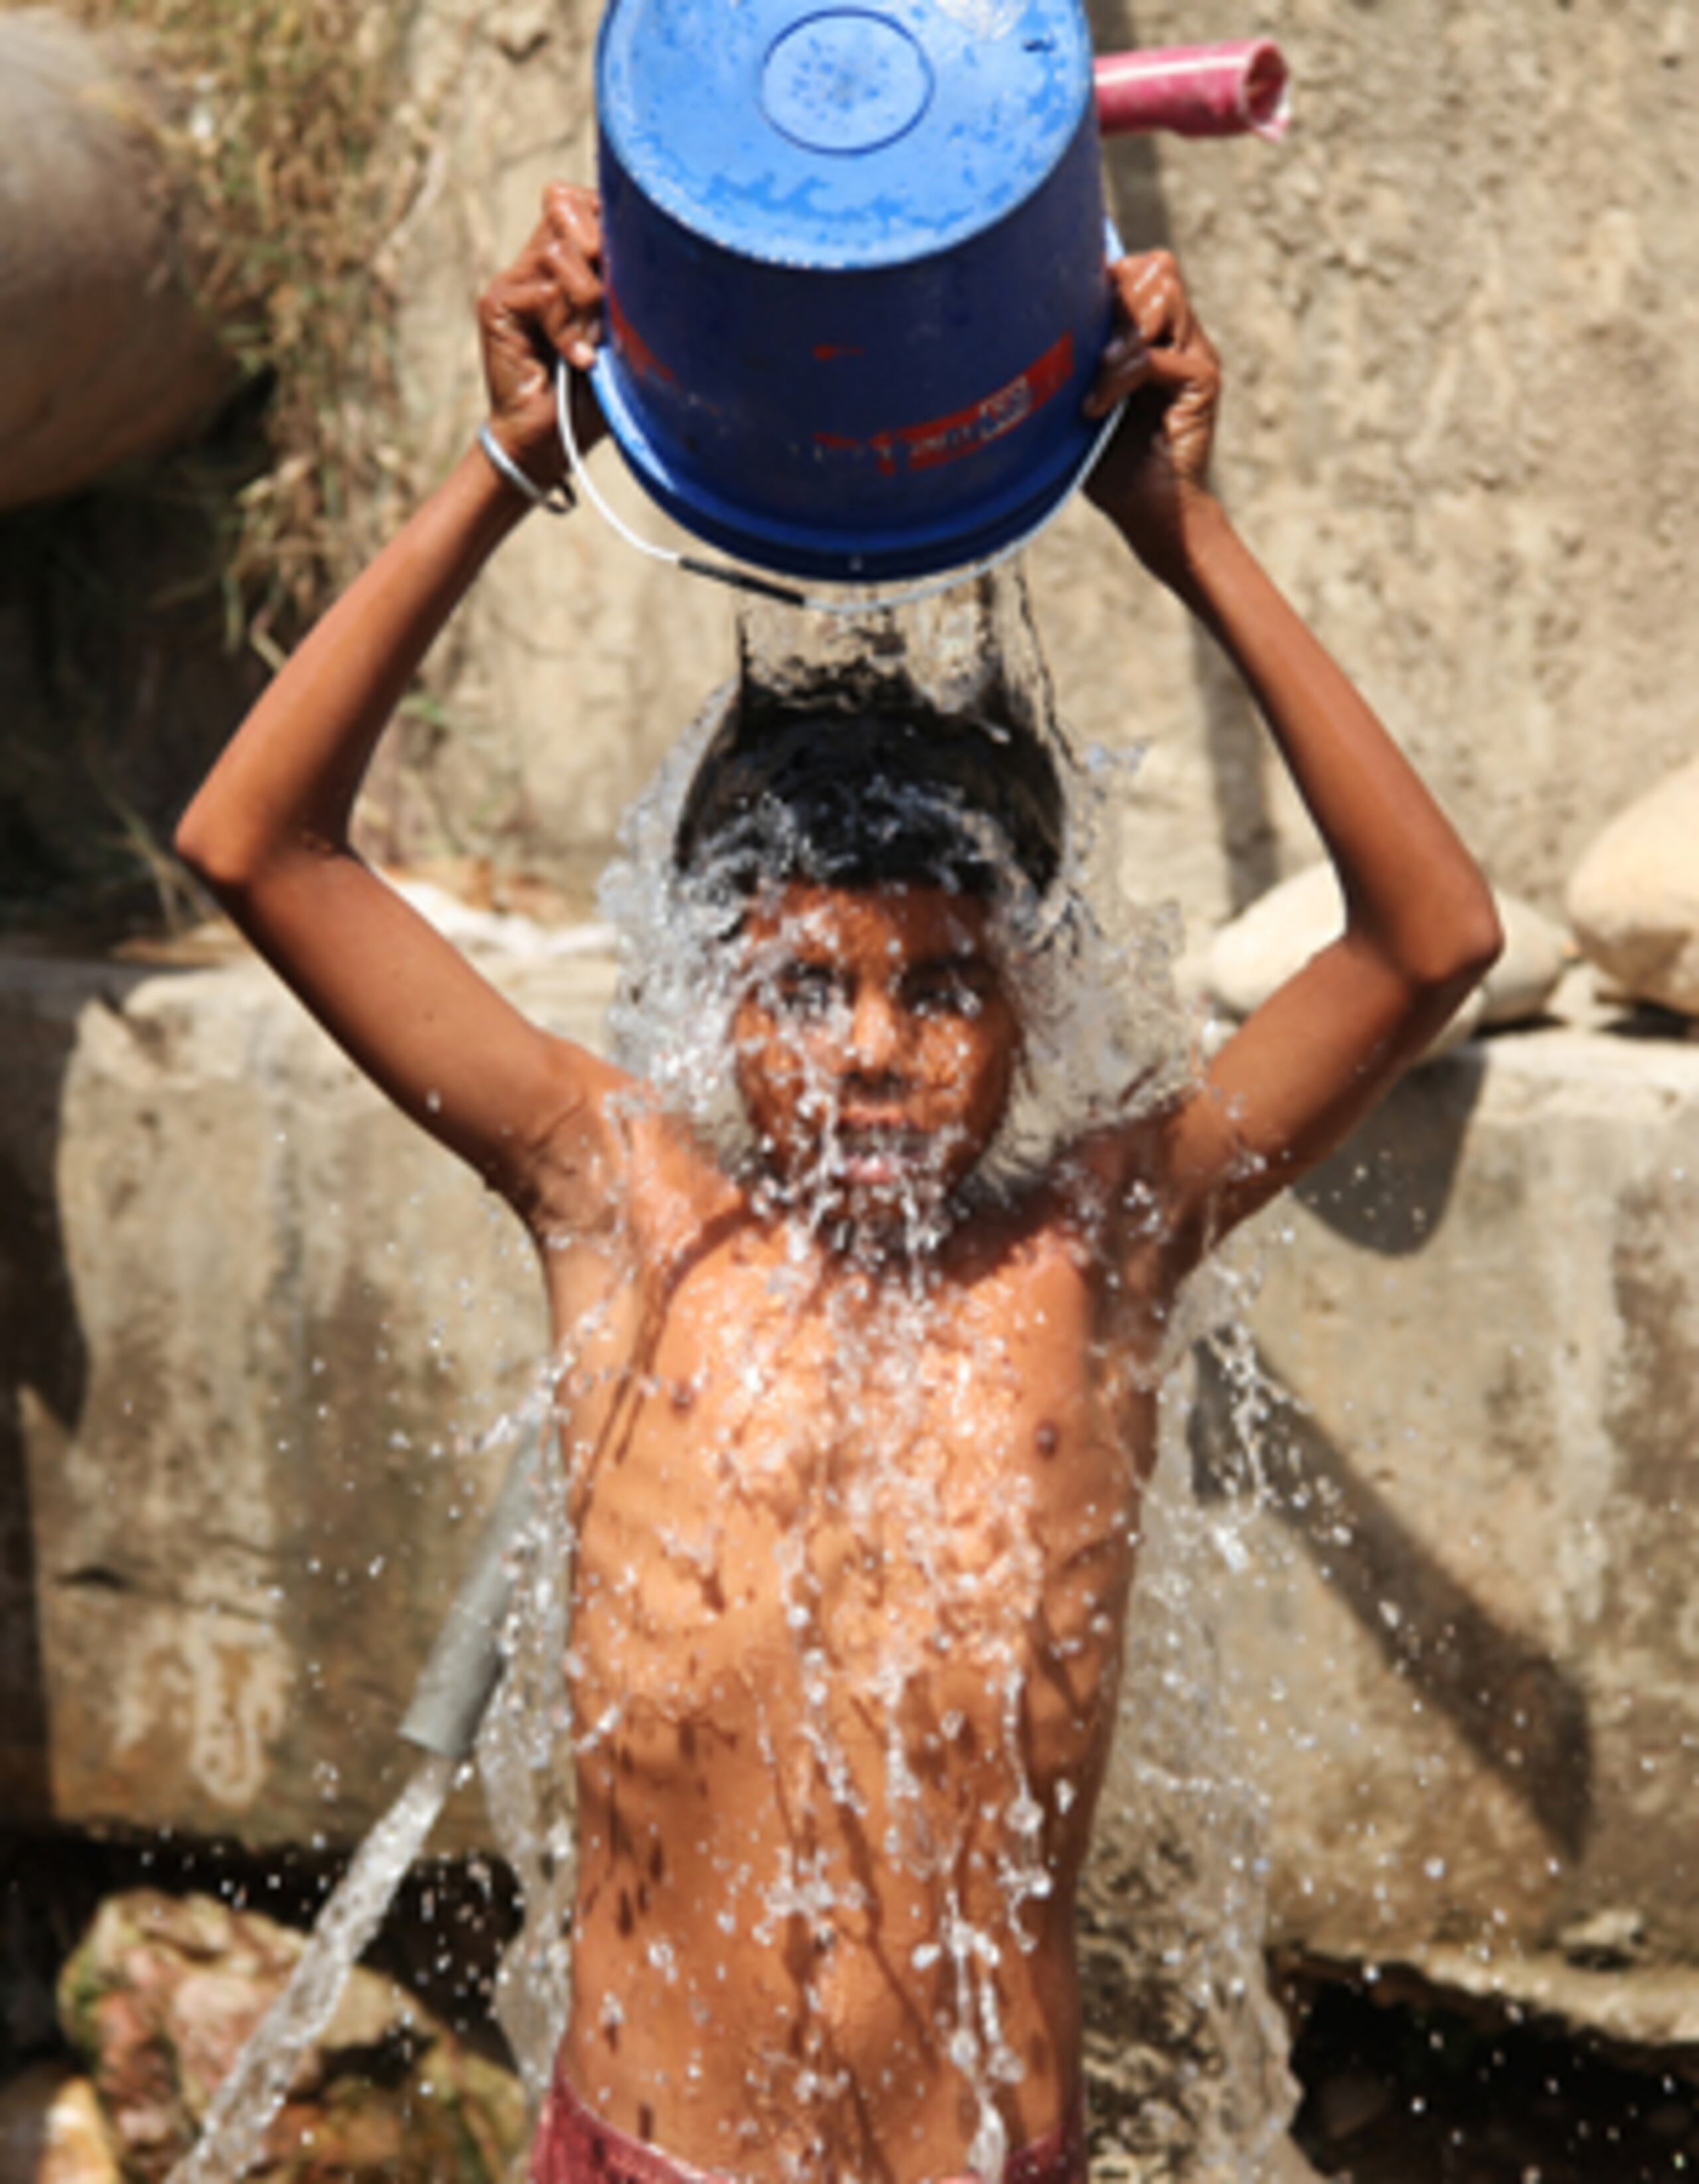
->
[[6, 1829, 1698, 2181], [1292, 1979, 1699, 2183]]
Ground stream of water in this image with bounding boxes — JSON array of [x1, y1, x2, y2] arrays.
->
[[167, 1753, 460, 2184]]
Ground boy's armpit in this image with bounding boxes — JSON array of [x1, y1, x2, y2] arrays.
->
[[508, 1041, 641, 1237]]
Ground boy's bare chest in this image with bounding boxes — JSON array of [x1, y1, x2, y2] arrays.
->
[[583, 1215, 1129, 1483], [564, 1219, 1148, 1719]]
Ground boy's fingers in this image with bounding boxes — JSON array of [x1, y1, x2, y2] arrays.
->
[[543, 242, 605, 326], [1138, 341, 1212, 391], [1084, 343, 1153, 418], [544, 193, 604, 282], [542, 242, 604, 368], [1109, 249, 1198, 354], [543, 180, 602, 252], [545, 240, 603, 313], [530, 183, 607, 362], [487, 263, 599, 377]]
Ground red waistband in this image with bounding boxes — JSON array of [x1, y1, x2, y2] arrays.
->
[[529, 2066, 1088, 2184]]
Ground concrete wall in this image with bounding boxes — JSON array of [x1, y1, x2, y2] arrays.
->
[[0, 949, 610, 1851], [5, 2, 1694, 927], [1216, 1026, 1699, 2038], [376, 0, 1699, 926]]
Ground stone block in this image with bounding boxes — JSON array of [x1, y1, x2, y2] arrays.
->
[[1205, 1023, 1699, 2001], [0, 943, 615, 1851]]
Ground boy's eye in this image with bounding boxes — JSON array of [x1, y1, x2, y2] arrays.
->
[[905, 966, 989, 1018], [773, 964, 845, 1020]]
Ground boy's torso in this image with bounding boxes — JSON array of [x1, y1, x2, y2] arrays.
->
[[544, 1116, 1159, 2183]]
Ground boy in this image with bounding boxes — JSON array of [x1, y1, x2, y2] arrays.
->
[[175, 185, 1501, 2183]]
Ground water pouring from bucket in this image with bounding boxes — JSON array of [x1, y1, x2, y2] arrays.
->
[[581, 1, 1289, 587]]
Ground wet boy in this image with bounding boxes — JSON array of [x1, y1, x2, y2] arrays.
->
[[175, 185, 1501, 2184]]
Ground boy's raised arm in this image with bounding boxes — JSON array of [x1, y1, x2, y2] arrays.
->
[[1085, 253, 1503, 1279], [175, 187, 628, 1226]]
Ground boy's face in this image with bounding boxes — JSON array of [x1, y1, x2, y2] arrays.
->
[[733, 882, 1019, 1221]]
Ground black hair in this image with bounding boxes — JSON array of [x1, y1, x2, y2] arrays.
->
[[672, 680, 1066, 899]]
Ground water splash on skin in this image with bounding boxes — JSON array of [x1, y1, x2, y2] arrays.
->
[[175, 702, 1297, 2183], [167, 584, 1297, 2183], [600, 690, 1193, 1211], [494, 691, 1290, 2179]]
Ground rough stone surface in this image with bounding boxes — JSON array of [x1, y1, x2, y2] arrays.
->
[[0, 2065, 121, 2184], [1480, 890, 1576, 1028], [0, 11, 234, 508], [1212, 1022, 1699, 1990], [1107, 0, 1699, 920], [0, 939, 612, 1847], [1566, 753, 1699, 1017], [56, 1890, 525, 2183]]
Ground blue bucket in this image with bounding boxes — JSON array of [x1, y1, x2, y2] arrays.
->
[[593, 0, 1112, 584]]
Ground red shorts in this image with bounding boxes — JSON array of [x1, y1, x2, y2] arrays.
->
[[528, 2067, 1089, 2184]]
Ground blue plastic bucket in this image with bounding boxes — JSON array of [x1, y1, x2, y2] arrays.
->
[[593, 0, 1111, 583]]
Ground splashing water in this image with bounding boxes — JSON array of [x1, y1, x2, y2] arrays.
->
[[177, 580, 1300, 2183], [471, 592, 1299, 2181], [167, 1753, 459, 2184]]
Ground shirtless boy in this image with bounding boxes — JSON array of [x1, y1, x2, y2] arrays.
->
[[175, 185, 1501, 2184]]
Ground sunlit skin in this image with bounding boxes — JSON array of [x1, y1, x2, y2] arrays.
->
[[173, 179, 1503, 2183]]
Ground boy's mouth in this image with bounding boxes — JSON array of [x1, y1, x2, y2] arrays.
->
[[830, 1117, 936, 1192]]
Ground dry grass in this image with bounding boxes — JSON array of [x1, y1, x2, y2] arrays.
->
[[0, 0, 449, 929], [48, 0, 434, 637]]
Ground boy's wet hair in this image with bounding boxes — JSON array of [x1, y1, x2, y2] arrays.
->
[[673, 676, 1066, 899]]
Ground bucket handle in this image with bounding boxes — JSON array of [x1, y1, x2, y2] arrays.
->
[[554, 360, 1123, 618]]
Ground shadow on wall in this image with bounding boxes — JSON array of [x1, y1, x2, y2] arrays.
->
[[1185, 1057, 1592, 1859], [1293, 1052, 1487, 1258], [1090, 0, 1282, 911], [0, 981, 104, 1826], [0, 386, 272, 935], [1189, 1334, 1593, 1863]]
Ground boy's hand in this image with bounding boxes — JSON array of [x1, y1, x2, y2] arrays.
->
[[1084, 252, 1221, 575], [477, 182, 608, 492]]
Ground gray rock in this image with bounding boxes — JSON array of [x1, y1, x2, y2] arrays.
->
[[56, 1890, 525, 2183], [1203, 862, 1483, 1055], [1566, 755, 1699, 1017], [1479, 890, 1575, 1027], [1205, 862, 1568, 1040]]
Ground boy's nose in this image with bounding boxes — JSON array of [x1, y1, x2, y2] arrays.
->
[[847, 986, 903, 1074]]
